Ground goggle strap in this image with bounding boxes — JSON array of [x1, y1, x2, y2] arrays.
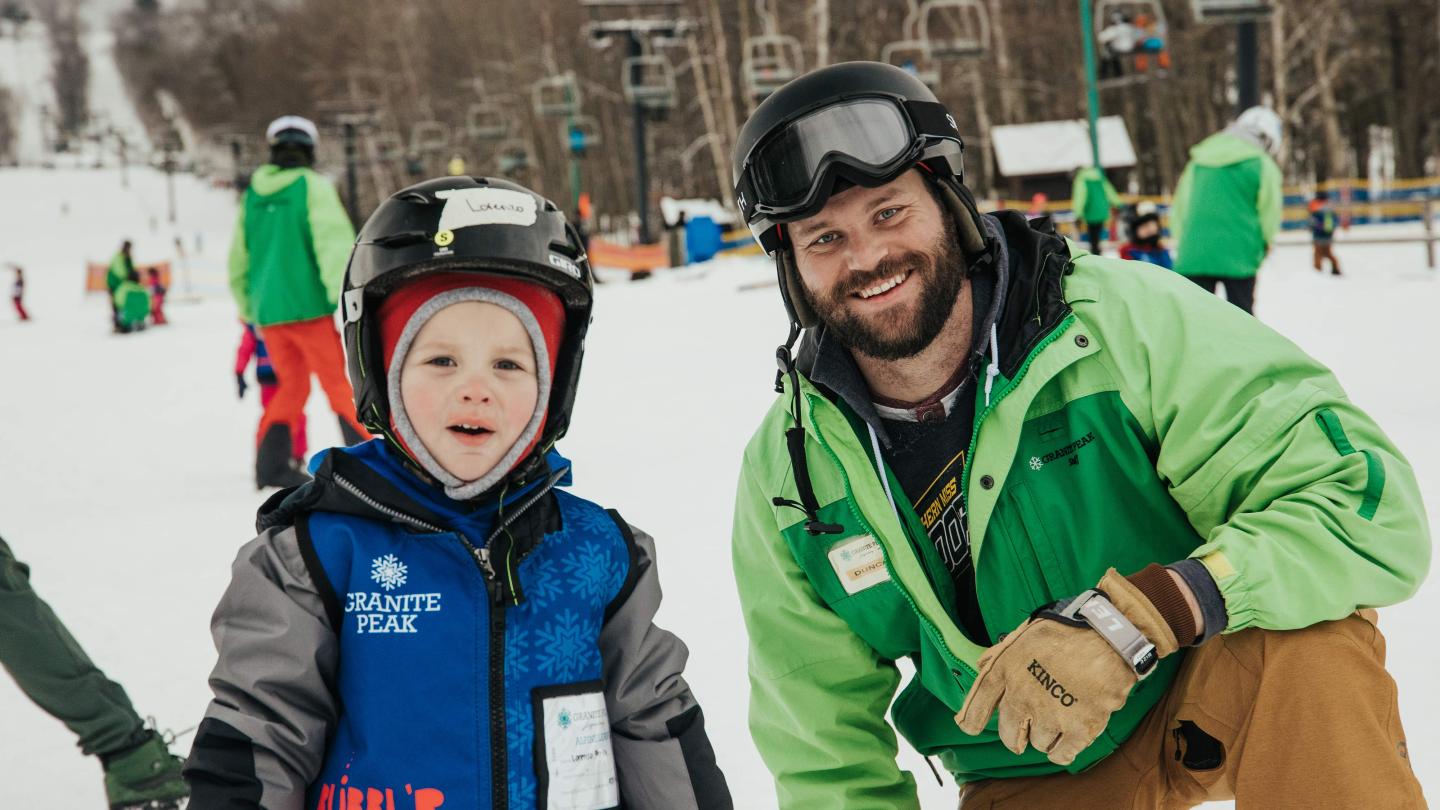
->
[[903, 100, 961, 143], [735, 172, 759, 225]]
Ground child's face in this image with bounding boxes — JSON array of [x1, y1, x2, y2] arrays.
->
[[1136, 220, 1160, 241], [400, 302, 540, 483]]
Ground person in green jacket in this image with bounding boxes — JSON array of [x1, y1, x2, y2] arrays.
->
[[229, 115, 370, 489], [730, 62, 1427, 809], [1070, 165, 1122, 256], [112, 268, 151, 334], [1169, 106, 1285, 315], [1, 533, 187, 808], [106, 240, 134, 332]]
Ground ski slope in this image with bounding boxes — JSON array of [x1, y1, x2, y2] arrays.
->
[[0, 163, 1436, 807], [0, 16, 55, 164]]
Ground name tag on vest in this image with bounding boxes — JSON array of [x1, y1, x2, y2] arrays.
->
[[828, 534, 891, 595], [538, 687, 619, 810]]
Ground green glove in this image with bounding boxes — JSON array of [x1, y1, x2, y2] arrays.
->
[[955, 568, 1181, 765]]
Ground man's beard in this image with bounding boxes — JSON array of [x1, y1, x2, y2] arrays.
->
[[798, 215, 968, 361]]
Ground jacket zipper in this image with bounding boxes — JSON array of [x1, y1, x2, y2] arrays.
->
[[456, 530, 510, 810], [804, 392, 976, 681], [456, 467, 567, 810], [331, 474, 448, 533]]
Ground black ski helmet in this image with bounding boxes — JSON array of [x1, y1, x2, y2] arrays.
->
[[342, 176, 592, 476], [732, 61, 990, 329]]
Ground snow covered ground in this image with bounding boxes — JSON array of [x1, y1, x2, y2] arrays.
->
[[0, 163, 1436, 807]]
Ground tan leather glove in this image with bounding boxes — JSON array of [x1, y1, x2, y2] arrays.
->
[[954, 568, 1181, 766]]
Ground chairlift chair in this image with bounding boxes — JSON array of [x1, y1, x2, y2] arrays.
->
[[532, 72, 582, 118], [1190, 0, 1274, 23], [742, 34, 804, 104], [917, 0, 991, 59], [1094, 0, 1170, 87], [465, 103, 510, 141], [881, 39, 941, 89], [622, 56, 677, 112], [409, 121, 450, 156], [496, 138, 534, 175]]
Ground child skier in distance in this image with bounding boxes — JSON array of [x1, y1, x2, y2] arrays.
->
[[185, 176, 733, 810], [9, 264, 27, 321], [147, 267, 168, 325], [1118, 202, 1173, 269], [1310, 190, 1343, 276], [235, 322, 308, 464]]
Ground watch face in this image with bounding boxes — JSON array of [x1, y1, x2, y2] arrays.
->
[[1135, 647, 1158, 676]]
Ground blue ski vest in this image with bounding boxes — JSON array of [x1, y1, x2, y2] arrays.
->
[[301, 444, 632, 809]]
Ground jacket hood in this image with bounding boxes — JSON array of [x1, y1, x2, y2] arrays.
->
[[248, 164, 309, 196], [1188, 130, 1271, 168], [256, 439, 570, 535]]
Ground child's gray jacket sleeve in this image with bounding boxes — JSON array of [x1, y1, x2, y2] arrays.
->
[[183, 527, 338, 810], [600, 520, 733, 809]]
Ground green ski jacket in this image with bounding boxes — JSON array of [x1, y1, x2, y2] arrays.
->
[[228, 165, 356, 327], [731, 212, 1428, 808], [1170, 131, 1283, 279], [106, 250, 131, 294], [1070, 167, 1122, 226]]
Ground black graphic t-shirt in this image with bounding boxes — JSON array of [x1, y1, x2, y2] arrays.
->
[[878, 372, 989, 644]]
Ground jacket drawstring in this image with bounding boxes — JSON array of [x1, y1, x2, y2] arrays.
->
[[868, 423, 899, 518], [984, 321, 1001, 407]]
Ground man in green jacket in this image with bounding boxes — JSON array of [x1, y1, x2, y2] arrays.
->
[[1170, 106, 1285, 315], [106, 240, 133, 332], [730, 62, 1427, 809], [229, 115, 369, 488], [1069, 166, 1121, 256]]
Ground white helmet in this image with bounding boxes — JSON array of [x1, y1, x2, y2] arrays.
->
[[1235, 106, 1282, 158], [265, 115, 319, 147]]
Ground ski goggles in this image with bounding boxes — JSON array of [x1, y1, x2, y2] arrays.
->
[[734, 97, 962, 252]]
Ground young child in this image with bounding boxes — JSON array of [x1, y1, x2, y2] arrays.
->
[[235, 322, 309, 464], [9, 264, 27, 321], [113, 268, 152, 334], [1118, 201, 1173, 269], [1310, 190, 1343, 276], [146, 267, 168, 325], [186, 177, 732, 810]]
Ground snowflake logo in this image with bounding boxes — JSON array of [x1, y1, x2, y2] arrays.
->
[[370, 554, 408, 591], [536, 609, 595, 680], [562, 539, 622, 602], [1029, 456, 1043, 471], [559, 708, 572, 729]]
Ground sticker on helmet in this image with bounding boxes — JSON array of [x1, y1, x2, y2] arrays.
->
[[435, 187, 538, 232], [548, 253, 581, 279], [434, 229, 455, 247]]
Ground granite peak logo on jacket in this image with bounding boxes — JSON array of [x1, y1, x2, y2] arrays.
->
[[1030, 431, 1097, 471], [346, 589, 443, 635]]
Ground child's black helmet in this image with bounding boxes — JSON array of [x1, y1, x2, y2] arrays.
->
[[341, 176, 592, 464]]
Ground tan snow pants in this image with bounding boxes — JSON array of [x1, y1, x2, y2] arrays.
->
[[959, 611, 1425, 809]]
